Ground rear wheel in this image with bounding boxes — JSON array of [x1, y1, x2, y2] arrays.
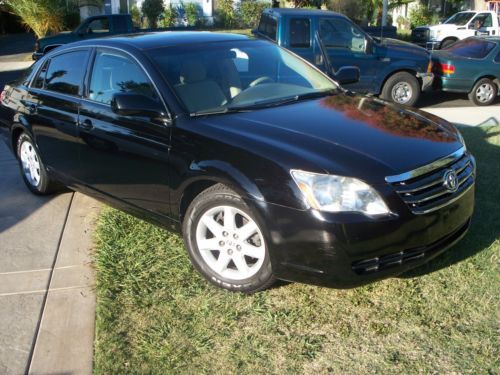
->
[[381, 72, 420, 107], [16, 133, 59, 195], [440, 38, 457, 49], [468, 78, 497, 106], [183, 184, 275, 293]]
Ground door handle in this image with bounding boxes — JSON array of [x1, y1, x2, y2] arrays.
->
[[78, 119, 94, 131]]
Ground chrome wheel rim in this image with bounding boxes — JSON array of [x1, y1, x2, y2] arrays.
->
[[195, 205, 266, 281], [392, 82, 413, 104], [20, 141, 41, 187], [475, 83, 494, 103]]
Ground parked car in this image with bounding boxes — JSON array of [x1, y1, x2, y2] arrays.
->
[[254, 8, 434, 106], [432, 36, 500, 106], [32, 13, 190, 60], [412, 10, 500, 50], [0, 32, 475, 293]]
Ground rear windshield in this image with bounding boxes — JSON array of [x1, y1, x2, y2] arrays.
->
[[444, 38, 496, 59], [258, 14, 277, 41]]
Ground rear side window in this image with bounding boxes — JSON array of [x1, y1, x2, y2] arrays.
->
[[43, 50, 89, 95], [290, 18, 310, 48], [87, 18, 110, 33], [258, 14, 277, 41], [445, 38, 496, 58], [88, 50, 156, 105]]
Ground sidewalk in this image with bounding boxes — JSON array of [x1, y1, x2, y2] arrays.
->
[[421, 106, 500, 127], [0, 141, 100, 374]]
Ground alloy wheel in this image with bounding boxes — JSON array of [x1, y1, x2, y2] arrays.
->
[[195, 205, 266, 281], [19, 140, 41, 187], [475, 83, 494, 103]]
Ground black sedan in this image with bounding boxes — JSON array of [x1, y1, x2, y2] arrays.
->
[[0, 32, 475, 293]]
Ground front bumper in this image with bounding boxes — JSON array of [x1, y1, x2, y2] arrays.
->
[[417, 72, 434, 92], [251, 177, 474, 288]]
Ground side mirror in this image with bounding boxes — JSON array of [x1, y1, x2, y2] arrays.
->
[[111, 93, 166, 118], [333, 66, 360, 85]]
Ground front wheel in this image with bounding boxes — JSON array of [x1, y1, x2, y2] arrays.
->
[[380, 72, 420, 107], [183, 184, 275, 293], [468, 78, 498, 106]]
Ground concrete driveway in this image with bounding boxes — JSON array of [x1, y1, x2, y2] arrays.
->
[[0, 44, 100, 373]]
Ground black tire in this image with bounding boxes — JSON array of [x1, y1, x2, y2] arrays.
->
[[183, 184, 275, 293], [16, 133, 59, 195], [440, 38, 457, 49], [468, 78, 498, 106], [380, 72, 420, 107]]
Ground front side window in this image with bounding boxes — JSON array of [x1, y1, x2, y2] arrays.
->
[[445, 38, 496, 58], [87, 18, 110, 34], [471, 13, 493, 28], [89, 50, 156, 105], [148, 40, 337, 114], [290, 18, 310, 48], [319, 18, 366, 52], [44, 50, 88, 95]]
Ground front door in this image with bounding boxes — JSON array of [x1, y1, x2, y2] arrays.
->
[[76, 48, 172, 217], [318, 17, 380, 92]]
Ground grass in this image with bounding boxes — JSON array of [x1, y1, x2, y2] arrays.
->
[[93, 126, 500, 374]]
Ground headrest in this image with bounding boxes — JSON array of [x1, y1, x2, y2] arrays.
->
[[180, 61, 206, 84]]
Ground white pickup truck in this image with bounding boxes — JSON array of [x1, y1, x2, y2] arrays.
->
[[411, 10, 500, 50]]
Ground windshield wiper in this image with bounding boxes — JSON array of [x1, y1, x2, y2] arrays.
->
[[227, 89, 338, 111], [190, 107, 252, 117]]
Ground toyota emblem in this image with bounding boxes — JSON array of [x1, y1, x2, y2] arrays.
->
[[443, 169, 458, 192]]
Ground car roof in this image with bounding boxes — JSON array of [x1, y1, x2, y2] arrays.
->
[[263, 8, 344, 17], [59, 31, 252, 51]]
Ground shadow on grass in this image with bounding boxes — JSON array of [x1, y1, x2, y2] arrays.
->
[[401, 125, 500, 278]]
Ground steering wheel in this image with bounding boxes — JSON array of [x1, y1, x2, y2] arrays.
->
[[249, 76, 274, 87]]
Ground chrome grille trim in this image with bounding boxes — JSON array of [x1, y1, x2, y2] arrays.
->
[[386, 147, 475, 215], [385, 146, 466, 184]]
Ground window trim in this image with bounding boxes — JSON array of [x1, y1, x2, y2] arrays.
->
[[83, 46, 171, 120], [289, 17, 311, 49], [29, 47, 90, 97]]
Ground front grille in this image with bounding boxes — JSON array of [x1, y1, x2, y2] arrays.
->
[[387, 148, 475, 215], [352, 218, 470, 275], [411, 28, 430, 44]]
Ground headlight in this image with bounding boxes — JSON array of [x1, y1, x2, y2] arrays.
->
[[290, 170, 390, 216]]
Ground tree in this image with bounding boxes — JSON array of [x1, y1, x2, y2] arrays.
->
[[4, 0, 66, 38], [142, 0, 164, 28]]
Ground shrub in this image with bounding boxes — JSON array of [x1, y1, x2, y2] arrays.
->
[[160, 4, 179, 27], [239, 0, 270, 28], [184, 2, 201, 26], [215, 0, 238, 28], [142, 0, 164, 28], [409, 3, 433, 28]]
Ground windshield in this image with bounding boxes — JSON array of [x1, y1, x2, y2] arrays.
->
[[444, 12, 475, 25], [146, 39, 337, 114]]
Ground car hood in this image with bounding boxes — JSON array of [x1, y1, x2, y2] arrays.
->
[[193, 94, 463, 182], [38, 33, 75, 49], [376, 37, 430, 58]]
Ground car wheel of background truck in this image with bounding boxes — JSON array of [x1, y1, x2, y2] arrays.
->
[[183, 183, 275, 293], [381, 72, 420, 107], [440, 38, 457, 49], [468, 78, 498, 106]]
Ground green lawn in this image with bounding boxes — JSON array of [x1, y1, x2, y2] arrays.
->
[[93, 125, 500, 374]]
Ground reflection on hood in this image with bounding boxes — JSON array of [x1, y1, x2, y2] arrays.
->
[[319, 95, 455, 143]]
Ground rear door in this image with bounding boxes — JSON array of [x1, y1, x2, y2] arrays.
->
[[28, 49, 89, 180], [77, 48, 172, 216]]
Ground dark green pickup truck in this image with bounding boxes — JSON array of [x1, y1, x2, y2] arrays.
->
[[34, 14, 139, 60]]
